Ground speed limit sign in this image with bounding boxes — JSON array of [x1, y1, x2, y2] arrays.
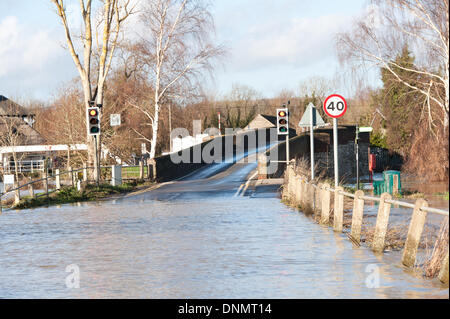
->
[[323, 94, 347, 118]]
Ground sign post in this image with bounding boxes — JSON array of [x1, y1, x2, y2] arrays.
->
[[323, 94, 347, 188], [298, 102, 326, 180]]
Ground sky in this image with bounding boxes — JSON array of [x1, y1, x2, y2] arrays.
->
[[0, 0, 374, 102]]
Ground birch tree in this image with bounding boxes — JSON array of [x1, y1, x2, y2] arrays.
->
[[129, 0, 224, 159], [51, 0, 134, 177], [337, 0, 449, 134]]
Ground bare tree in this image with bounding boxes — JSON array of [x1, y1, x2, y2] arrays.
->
[[0, 117, 27, 182], [130, 0, 225, 159], [51, 0, 135, 177], [337, 0, 449, 133]]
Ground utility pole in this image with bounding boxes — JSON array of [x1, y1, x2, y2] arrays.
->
[[310, 104, 315, 180], [169, 103, 172, 152]]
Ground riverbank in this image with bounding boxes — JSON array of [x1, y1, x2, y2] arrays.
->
[[2, 180, 155, 211]]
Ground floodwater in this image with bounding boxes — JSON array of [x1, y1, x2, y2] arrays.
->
[[0, 161, 448, 298]]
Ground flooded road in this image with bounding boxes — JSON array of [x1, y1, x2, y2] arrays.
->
[[0, 160, 448, 298]]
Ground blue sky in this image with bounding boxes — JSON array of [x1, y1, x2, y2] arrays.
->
[[0, 0, 372, 102]]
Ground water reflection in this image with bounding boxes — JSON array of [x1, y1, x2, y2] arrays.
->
[[0, 194, 447, 298]]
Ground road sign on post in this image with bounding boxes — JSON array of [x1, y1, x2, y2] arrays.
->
[[110, 114, 121, 126], [323, 94, 347, 187]]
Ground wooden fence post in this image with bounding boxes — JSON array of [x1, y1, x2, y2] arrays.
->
[[308, 182, 314, 208], [333, 186, 344, 232], [372, 193, 392, 253], [316, 183, 322, 212], [402, 199, 428, 267], [55, 169, 61, 190], [321, 183, 331, 225], [350, 190, 365, 243], [300, 179, 305, 207], [438, 251, 449, 284], [295, 177, 301, 205]]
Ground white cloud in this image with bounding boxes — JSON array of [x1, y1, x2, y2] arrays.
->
[[230, 12, 351, 71], [0, 15, 76, 100]]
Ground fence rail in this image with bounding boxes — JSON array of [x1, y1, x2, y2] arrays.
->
[[284, 164, 449, 284], [0, 162, 154, 213]]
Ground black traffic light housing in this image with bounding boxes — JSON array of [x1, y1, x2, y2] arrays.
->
[[276, 107, 289, 135], [87, 107, 100, 136]]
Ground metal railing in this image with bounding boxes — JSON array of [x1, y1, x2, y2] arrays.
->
[[0, 162, 154, 212], [1, 160, 45, 173], [285, 165, 449, 283]]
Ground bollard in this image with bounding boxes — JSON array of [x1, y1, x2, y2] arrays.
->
[[68, 167, 74, 187], [14, 181, 20, 205], [402, 199, 428, 267], [350, 190, 365, 243], [139, 161, 144, 180], [333, 186, 344, 232], [83, 163, 88, 182], [111, 165, 122, 186], [28, 183, 35, 199], [321, 183, 331, 224], [55, 169, 61, 190], [372, 193, 392, 253], [438, 252, 449, 284]]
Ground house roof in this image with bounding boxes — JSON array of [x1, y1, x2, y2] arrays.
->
[[0, 96, 46, 145], [0, 95, 32, 116], [244, 114, 277, 130]]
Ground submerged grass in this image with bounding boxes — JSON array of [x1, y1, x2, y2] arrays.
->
[[12, 180, 151, 210]]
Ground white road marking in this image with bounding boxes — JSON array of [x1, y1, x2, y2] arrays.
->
[[240, 171, 258, 197]]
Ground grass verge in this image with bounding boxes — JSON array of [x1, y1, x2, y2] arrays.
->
[[12, 180, 152, 210]]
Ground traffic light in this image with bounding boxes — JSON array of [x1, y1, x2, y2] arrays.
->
[[87, 107, 100, 136], [276, 107, 289, 135]]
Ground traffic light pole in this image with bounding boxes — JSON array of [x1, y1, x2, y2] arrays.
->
[[94, 135, 100, 186], [286, 134, 290, 165]]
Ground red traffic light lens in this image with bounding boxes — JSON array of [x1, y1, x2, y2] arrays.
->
[[89, 109, 98, 116], [278, 111, 286, 117], [90, 118, 99, 125], [279, 119, 287, 125]]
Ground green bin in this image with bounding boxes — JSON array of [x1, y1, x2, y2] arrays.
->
[[372, 180, 385, 195], [383, 170, 401, 195], [372, 171, 401, 195]]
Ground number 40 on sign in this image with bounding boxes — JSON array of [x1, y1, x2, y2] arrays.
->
[[323, 94, 347, 118]]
